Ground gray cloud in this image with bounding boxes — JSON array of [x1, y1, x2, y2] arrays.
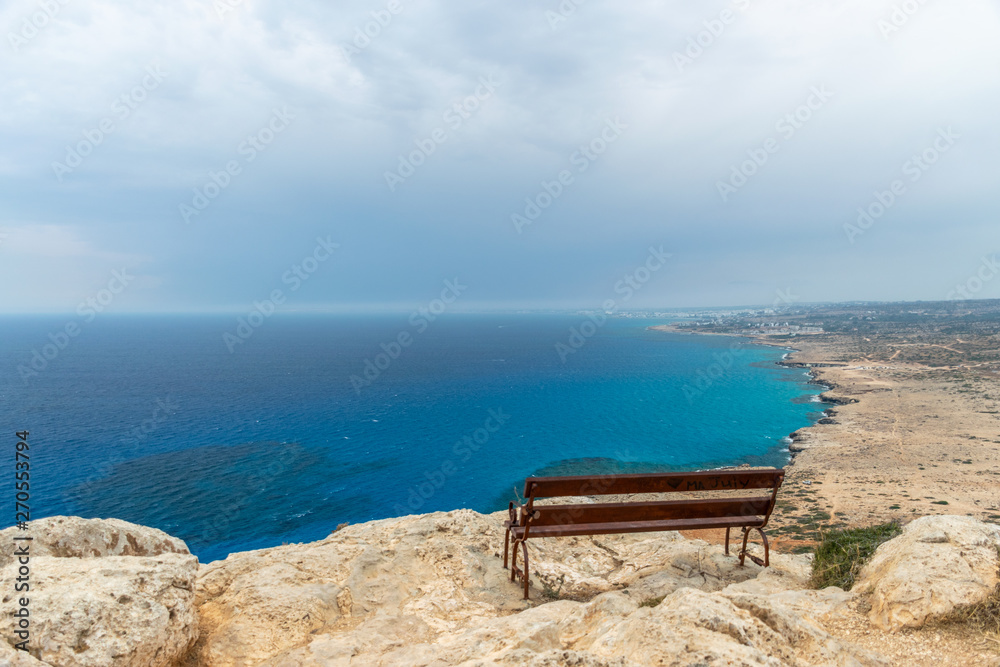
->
[[1, 0, 999, 311]]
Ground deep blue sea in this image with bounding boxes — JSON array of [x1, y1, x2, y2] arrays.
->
[[0, 314, 827, 563]]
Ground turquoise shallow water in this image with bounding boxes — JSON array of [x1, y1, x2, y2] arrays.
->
[[0, 314, 827, 562]]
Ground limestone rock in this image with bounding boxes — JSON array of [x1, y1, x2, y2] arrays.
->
[[189, 509, 888, 666], [588, 587, 796, 666], [0, 518, 198, 667], [0, 516, 189, 569], [259, 587, 869, 667], [188, 509, 525, 667], [0, 641, 54, 666], [721, 588, 888, 666], [718, 552, 812, 596], [526, 527, 798, 601], [854, 515, 1000, 631], [2, 510, 923, 666]]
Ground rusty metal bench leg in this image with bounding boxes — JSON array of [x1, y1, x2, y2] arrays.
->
[[756, 527, 770, 567], [520, 540, 530, 599], [508, 538, 532, 599], [510, 538, 522, 582], [724, 527, 731, 556], [503, 527, 510, 569], [737, 526, 771, 567]]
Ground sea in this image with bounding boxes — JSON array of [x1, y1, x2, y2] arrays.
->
[[0, 314, 828, 563]]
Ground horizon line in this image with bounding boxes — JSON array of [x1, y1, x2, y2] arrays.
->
[[0, 297, 997, 317]]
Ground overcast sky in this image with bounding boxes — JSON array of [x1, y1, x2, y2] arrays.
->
[[1, 0, 998, 313]]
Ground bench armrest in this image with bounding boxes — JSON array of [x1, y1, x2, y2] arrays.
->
[[507, 500, 540, 528], [508, 501, 521, 526]]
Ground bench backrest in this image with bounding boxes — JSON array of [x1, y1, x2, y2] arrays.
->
[[518, 468, 784, 529], [523, 469, 784, 499]]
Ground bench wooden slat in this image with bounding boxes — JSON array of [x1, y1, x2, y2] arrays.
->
[[524, 497, 773, 526], [510, 515, 766, 538], [523, 469, 783, 498]]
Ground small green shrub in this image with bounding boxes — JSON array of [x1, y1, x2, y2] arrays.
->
[[639, 595, 665, 608], [811, 522, 902, 590], [540, 573, 566, 600]]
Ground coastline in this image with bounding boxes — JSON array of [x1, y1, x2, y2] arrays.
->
[[649, 323, 1000, 551], [648, 323, 836, 462]]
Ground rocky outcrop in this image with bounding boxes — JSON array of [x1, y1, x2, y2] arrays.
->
[[235, 565, 886, 667], [0, 518, 198, 667], [185, 509, 887, 666], [3, 512, 998, 665], [188, 510, 520, 666], [0, 516, 189, 567], [854, 515, 1000, 631]]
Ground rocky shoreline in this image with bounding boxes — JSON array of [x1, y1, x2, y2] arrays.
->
[[645, 325, 843, 468], [648, 323, 1000, 553]]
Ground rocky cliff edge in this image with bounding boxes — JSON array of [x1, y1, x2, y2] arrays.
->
[[1, 512, 998, 666]]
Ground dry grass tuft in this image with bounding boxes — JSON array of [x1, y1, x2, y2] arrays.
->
[[939, 548, 1000, 643], [810, 521, 902, 590]]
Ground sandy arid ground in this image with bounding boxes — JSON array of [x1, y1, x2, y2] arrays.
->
[[649, 324, 1000, 549], [765, 335, 1000, 549], [775, 335, 1000, 663], [652, 322, 1000, 663]]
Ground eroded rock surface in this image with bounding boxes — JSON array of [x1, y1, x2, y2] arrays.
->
[[187, 509, 886, 666], [854, 515, 1000, 631], [0, 518, 198, 667], [0, 516, 189, 568], [0, 640, 54, 666], [6, 512, 998, 665]]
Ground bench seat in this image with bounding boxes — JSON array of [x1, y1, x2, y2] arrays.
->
[[509, 515, 766, 539]]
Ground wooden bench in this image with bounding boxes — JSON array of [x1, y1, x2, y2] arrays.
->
[[502, 468, 784, 598]]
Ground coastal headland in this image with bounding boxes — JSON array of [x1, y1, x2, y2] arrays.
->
[[650, 299, 1000, 553]]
